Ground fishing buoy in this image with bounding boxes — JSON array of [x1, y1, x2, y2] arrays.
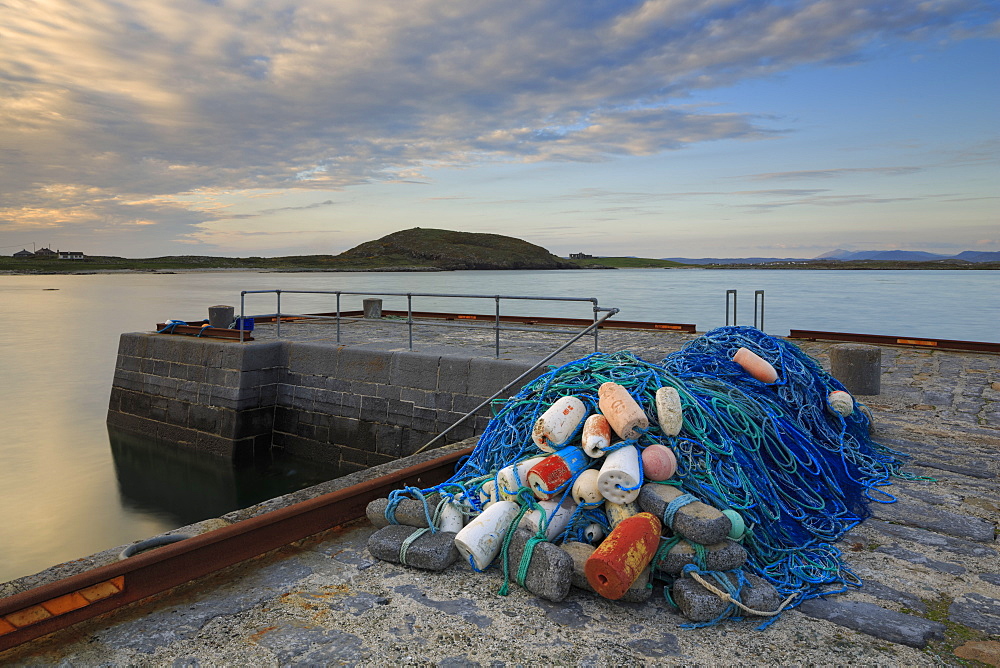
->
[[497, 456, 545, 500], [733, 347, 778, 383], [581, 414, 612, 458], [654, 387, 684, 436], [604, 500, 639, 529], [454, 500, 520, 571], [571, 468, 603, 506], [519, 497, 577, 540], [526, 445, 591, 500], [641, 444, 677, 481], [585, 512, 662, 600], [828, 390, 854, 417], [598, 445, 642, 504], [721, 509, 746, 541], [532, 396, 587, 452], [584, 523, 605, 543], [438, 501, 465, 534], [478, 480, 497, 506], [598, 383, 649, 440]]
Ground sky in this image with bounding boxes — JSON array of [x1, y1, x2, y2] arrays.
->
[[1, 0, 998, 260]]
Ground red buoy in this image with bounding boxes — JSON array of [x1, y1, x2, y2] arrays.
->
[[584, 512, 662, 600]]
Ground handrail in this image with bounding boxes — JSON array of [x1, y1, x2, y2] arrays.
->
[[238, 289, 606, 357]]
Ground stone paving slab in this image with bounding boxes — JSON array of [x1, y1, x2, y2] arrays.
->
[[1, 326, 998, 665]]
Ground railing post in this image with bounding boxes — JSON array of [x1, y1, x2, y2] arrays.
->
[[276, 290, 282, 338], [336, 292, 341, 343], [754, 290, 765, 331], [495, 296, 501, 358], [240, 292, 246, 343], [407, 294, 413, 350], [726, 289, 737, 326], [592, 300, 599, 352]]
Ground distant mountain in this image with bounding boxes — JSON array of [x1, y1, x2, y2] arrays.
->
[[662, 249, 1000, 265], [953, 250, 1000, 263]]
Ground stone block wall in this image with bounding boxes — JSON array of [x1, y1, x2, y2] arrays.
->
[[107, 333, 541, 470]]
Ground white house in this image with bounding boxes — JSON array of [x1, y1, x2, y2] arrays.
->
[[57, 250, 85, 260]]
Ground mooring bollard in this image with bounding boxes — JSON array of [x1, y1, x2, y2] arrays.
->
[[363, 298, 382, 319], [829, 343, 882, 395], [208, 305, 234, 328]]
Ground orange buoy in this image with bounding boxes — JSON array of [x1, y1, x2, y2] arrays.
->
[[584, 512, 662, 600], [598, 382, 649, 440], [733, 347, 778, 383], [581, 413, 612, 458]]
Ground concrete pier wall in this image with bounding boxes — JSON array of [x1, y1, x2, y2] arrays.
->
[[107, 333, 540, 468]]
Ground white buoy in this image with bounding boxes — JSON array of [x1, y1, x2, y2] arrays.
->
[[519, 498, 577, 540], [581, 414, 612, 458], [497, 456, 545, 500], [454, 500, 520, 571], [438, 500, 465, 534], [655, 387, 683, 436], [598, 445, 642, 504], [532, 396, 587, 452], [584, 523, 605, 543], [478, 480, 497, 507], [572, 468, 604, 506], [598, 383, 649, 440], [828, 390, 855, 417]]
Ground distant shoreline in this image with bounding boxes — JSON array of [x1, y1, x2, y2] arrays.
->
[[1, 262, 996, 276]]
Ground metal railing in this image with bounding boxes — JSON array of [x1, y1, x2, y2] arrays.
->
[[724, 289, 765, 330], [238, 290, 616, 357]]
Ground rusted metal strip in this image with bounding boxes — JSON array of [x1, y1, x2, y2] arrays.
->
[[0, 446, 471, 652], [788, 329, 1000, 353], [154, 323, 253, 341]]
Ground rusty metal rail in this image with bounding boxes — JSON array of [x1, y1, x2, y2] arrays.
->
[[788, 329, 1000, 353], [317, 309, 697, 333], [0, 446, 471, 652]]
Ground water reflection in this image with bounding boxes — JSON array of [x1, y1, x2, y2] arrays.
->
[[108, 427, 346, 527]]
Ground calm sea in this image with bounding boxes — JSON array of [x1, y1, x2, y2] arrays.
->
[[0, 268, 995, 582]]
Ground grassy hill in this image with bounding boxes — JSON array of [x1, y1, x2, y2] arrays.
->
[[336, 228, 578, 270]]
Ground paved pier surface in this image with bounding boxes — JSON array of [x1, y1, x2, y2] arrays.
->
[[2, 321, 998, 665]]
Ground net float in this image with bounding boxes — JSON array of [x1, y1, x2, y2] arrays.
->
[[584, 512, 662, 600], [497, 456, 545, 500], [654, 386, 684, 436], [604, 500, 639, 529], [454, 500, 520, 571], [641, 443, 677, 481], [598, 445, 642, 504], [598, 382, 649, 440], [437, 500, 465, 534], [571, 468, 603, 506], [519, 497, 578, 540], [828, 390, 854, 417], [532, 396, 587, 452], [733, 347, 778, 383], [583, 523, 605, 543], [581, 414, 612, 458], [526, 445, 592, 500]]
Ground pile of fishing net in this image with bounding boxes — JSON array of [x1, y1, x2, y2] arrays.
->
[[366, 326, 908, 627]]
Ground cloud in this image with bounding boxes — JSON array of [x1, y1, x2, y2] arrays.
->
[[0, 0, 991, 249], [743, 167, 924, 181]]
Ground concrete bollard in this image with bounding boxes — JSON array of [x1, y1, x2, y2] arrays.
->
[[367, 495, 440, 528], [829, 344, 882, 395], [673, 572, 782, 622], [637, 484, 731, 546], [367, 525, 458, 571], [208, 305, 235, 329], [363, 298, 382, 319], [504, 528, 574, 602], [655, 539, 748, 577]]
